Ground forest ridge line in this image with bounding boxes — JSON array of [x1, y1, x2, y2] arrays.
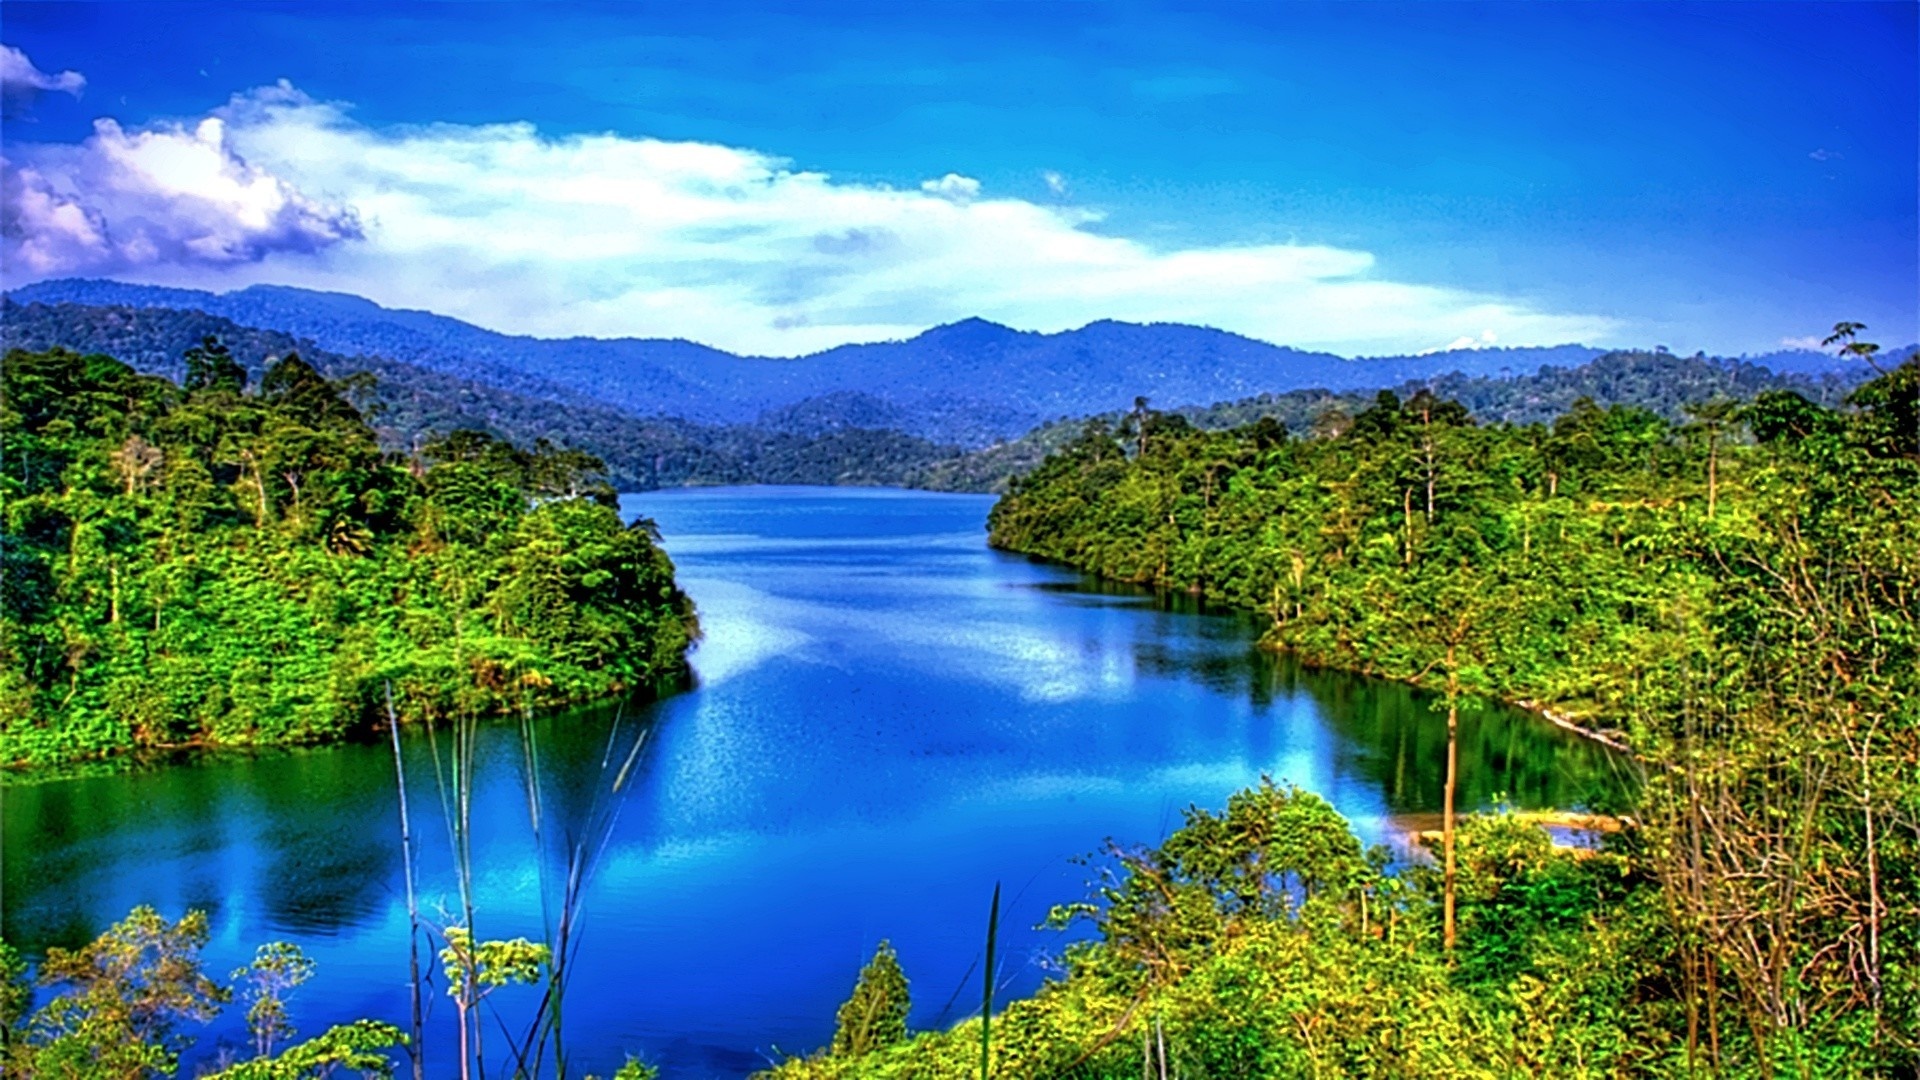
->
[[6, 278, 1898, 449]]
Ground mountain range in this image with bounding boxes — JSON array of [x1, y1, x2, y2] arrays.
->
[[0, 299, 964, 491], [6, 278, 1867, 448]]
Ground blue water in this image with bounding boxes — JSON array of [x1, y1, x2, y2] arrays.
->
[[1, 487, 1624, 1077]]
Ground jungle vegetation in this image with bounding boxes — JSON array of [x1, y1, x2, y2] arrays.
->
[[0, 340, 698, 768], [916, 349, 1886, 494], [9, 300, 1894, 498], [763, 332, 1917, 1076], [0, 906, 658, 1080], [814, 334, 1920, 1068], [3, 327, 1912, 1078]]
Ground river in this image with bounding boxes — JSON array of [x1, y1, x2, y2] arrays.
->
[[0, 487, 1627, 1077]]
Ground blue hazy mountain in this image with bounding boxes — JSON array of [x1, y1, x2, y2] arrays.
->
[[2, 279, 1866, 446]]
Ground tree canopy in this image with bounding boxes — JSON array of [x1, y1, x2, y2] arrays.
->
[[0, 344, 697, 769]]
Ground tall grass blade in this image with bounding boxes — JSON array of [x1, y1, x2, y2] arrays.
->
[[981, 880, 1000, 1080]]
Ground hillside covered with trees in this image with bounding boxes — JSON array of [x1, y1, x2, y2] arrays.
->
[[908, 338, 1916, 1074], [7, 300, 1901, 500], [923, 349, 1883, 493], [0, 342, 698, 768], [0, 300, 966, 491]]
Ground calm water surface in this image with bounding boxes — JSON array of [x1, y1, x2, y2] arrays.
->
[[1, 487, 1626, 1077]]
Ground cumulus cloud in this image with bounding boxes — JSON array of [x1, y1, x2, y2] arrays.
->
[[2, 45, 85, 118], [1042, 169, 1068, 196], [2, 45, 85, 96], [2, 81, 1618, 355], [919, 172, 981, 202], [2, 91, 362, 276], [1779, 335, 1826, 350]]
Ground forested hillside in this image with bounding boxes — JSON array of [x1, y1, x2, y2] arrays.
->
[[29, 279, 1864, 446], [925, 349, 1882, 493], [0, 301, 966, 491], [8, 298, 1900, 500], [0, 343, 699, 768], [904, 343, 1918, 1074]]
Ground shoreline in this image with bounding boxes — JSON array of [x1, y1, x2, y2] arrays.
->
[[1269, 637, 1636, 755], [0, 669, 694, 786], [996, 545, 1640, 757]]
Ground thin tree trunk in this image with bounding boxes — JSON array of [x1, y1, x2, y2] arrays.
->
[[1707, 437, 1718, 519], [1422, 405, 1437, 522], [1402, 488, 1413, 567], [387, 684, 426, 1080], [457, 999, 472, 1080], [1862, 720, 1884, 1015], [1155, 1017, 1167, 1080], [1443, 647, 1459, 953]]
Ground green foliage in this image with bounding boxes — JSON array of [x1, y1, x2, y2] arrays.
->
[[988, 360, 1917, 737], [829, 941, 910, 1060], [202, 1020, 406, 1079], [762, 799, 1685, 1080], [0, 940, 28, 1033], [0, 906, 403, 1078], [0, 344, 697, 769], [1054, 780, 1380, 998], [922, 349, 1875, 494], [232, 942, 317, 1059], [437, 928, 550, 1000], [5, 906, 230, 1079], [971, 350, 1918, 1075], [599, 1059, 661, 1080], [0, 302, 969, 491]]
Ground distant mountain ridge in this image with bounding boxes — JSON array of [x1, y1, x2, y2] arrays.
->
[[6, 294, 1905, 497], [0, 300, 966, 490], [16, 277, 1865, 447]]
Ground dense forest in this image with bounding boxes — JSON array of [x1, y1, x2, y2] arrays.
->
[[920, 350, 1884, 493], [0, 342, 698, 768], [3, 327, 1913, 1078], [7, 301, 1899, 500], [834, 337, 1910, 1075]]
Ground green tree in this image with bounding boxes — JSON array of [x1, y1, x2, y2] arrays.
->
[[7, 907, 228, 1079], [438, 927, 549, 1080], [232, 942, 317, 1059], [1, 345, 696, 770], [829, 940, 911, 1059], [182, 335, 247, 396]]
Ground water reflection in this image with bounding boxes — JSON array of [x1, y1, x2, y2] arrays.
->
[[1025, 570, 1629, 820]]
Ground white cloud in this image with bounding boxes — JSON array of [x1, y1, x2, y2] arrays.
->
[[1042, 169, 1068, 196], [919, 172, 981, 203], [1, 45, 85, 97], [2, 81, 1619, 356], [1779, 335, 1825, 350], [1, 90, 361, 275]]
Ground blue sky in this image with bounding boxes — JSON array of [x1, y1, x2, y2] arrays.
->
[[3, 1, 1914, 355]]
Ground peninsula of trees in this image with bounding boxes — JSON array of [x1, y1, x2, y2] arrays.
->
[[0, 341, 697, 769]]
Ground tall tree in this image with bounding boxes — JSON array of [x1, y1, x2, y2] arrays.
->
[[829, 941, 911, 1060]]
